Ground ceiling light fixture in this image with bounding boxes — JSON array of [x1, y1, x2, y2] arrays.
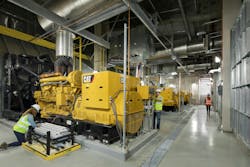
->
[[171, 72, 178, 76], [215, 56, 221, 63]]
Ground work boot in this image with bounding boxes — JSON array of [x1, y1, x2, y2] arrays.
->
[[0, 142, 8, 150]]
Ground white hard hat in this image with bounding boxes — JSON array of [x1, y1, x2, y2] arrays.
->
[[31, 104, 40, 113], [156, 89, 161, 93]]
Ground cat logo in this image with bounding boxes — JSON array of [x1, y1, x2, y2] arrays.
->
[[83, 75, 94, 83]]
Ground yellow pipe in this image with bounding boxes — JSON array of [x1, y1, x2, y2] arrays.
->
[[114, 66, 123, 71], [40, 76, 67, 83], [0, 25, 89, 60]]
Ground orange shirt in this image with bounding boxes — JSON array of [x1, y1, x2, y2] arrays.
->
[[205, 97, 212, 106]]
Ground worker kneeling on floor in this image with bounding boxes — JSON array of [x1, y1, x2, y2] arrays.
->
[[153, 89, 163, 130], [0, 104, 40, 150]]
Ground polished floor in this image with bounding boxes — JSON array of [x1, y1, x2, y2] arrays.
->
[[0, 106, 249, 167], [159, 106, 250, 167]]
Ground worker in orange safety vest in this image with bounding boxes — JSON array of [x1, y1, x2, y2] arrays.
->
[[205, 94, 212, 118]]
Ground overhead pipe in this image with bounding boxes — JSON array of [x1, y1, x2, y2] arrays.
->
[[149, 40, 222, 60]]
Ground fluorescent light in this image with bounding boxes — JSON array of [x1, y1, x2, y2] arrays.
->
[[215, 56, 221, 63], [209, 67, 221, 74], [171, 55, 177, 60], [189, 70, 195, 73], [169, 84, 176, 88], [171, 72, 178, 76], [196, 31, 206, 36]]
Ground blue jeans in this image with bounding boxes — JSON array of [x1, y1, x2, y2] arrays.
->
[[153, 111, 161, 129], [8, 131, 26, 147]]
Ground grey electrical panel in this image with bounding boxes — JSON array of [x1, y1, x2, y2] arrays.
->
[[230, 1, 250, 149]]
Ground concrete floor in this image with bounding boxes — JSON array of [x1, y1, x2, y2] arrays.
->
[[0, 105, 249, 167]]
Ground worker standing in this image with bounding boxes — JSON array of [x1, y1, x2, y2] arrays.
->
[[0, 104, 40, 150], [205, 94, 212, 119], [153, 89, 163, 130]]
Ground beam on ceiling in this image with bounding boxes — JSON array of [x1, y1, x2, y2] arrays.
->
[[122, 0, 188, 73], [177, 0, 191, 41], [7, 0, 110, 49], [0, 25, 89, 60], [122, 0, 168, 50], [73, 3, 128, 32]]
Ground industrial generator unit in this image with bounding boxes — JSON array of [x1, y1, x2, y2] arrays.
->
[[160, 87, 178, 111], [73, 71, 144, 143], [34, 70, 145, 144], [34, 70, 82, 118]]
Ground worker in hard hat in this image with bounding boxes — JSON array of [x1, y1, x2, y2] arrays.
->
[[0, 104, 40, 150], [205, 94, 212, 119], [153, 89, 163, 129]]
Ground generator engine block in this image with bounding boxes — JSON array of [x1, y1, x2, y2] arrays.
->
[[34, 71, 82, 117]]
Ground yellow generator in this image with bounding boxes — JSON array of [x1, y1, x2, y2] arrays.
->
[[160, 87, 177, 111], [34, 71, 82, 118], [73, 71, 144, 143]]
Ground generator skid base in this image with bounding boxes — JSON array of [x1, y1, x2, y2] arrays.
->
[[22, 142, 81, 160], [77, 122, 120, 144]]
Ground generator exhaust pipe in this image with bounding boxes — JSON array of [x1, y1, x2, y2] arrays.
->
[[54, 29, 74, 75]]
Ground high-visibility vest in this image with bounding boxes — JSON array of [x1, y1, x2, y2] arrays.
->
[[13, 115, 31, 134], [205, 98, 212, 106], [154, 95, 163, 111]]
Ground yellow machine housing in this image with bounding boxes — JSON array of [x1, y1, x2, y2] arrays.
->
[[137, 85, 150, 100], [34, 71, 82, 118], [73, 71, 144, 134], [160, 87, 176, 107]]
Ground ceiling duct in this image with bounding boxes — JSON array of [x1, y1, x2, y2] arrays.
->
[[38, 0, 120, 31], [177, 63, 211, 71], [148, 40, 222, 61]]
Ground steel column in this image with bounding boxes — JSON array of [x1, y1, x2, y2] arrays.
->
[[123, 23, 127, 150]]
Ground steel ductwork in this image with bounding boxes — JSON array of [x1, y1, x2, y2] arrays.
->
[[38, 0, 119, 31], [149, 40, 222, 61]]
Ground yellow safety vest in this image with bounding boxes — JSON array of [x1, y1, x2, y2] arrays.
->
[[13, 115, 31, 134], [154, 95, 163, 111]]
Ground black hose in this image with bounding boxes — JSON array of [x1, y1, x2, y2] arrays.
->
[[110, 97, 122, 142]]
